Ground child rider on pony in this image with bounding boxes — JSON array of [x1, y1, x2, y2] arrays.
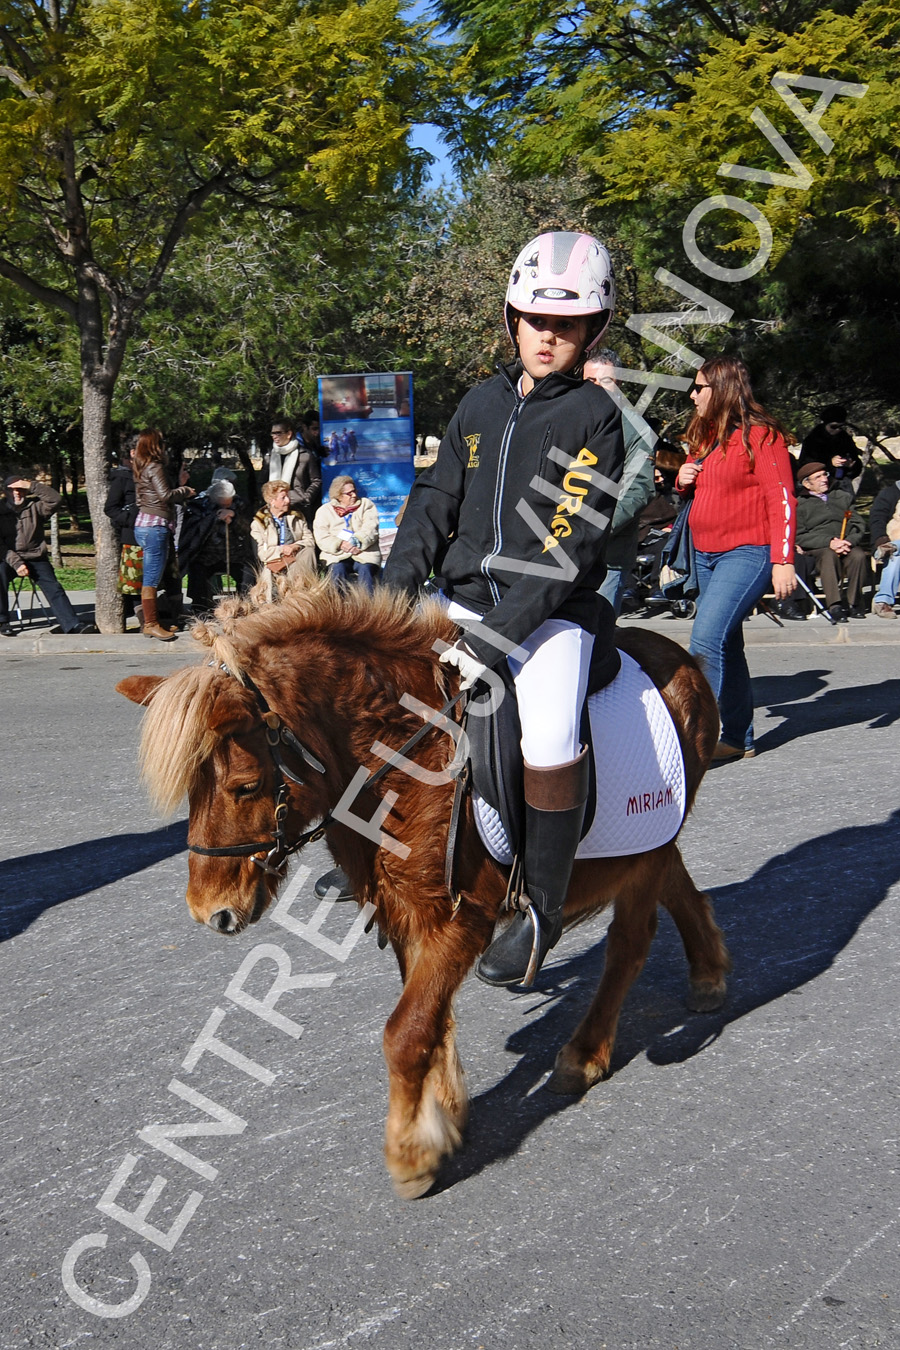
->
[[383, 231, 625, 987]]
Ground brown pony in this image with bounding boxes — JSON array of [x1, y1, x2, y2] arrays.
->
[[118, 581, 729, 1198]]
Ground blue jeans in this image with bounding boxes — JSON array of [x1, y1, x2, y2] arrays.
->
[[690, 545, 772, 751], [598, 565, 626, 615], [134, 525, 170, 589], [328, 559, 380, 594], [17, 556, 81, 632], [874, 543, 900, 606]]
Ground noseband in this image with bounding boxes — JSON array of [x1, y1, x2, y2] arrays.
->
[[187, 668, 467, 877]]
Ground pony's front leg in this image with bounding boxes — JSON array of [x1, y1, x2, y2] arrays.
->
[[549, 851, 663, 1095], [382, 942, 469, 1199]]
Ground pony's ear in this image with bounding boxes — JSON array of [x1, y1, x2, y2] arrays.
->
[[208, 687, 258, 738], [116, 675, 165, 706]]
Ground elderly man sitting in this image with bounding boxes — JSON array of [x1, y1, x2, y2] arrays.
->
[[178, 478, 252, 616], [1, 474, 95, 634], [250, 479, 317, 602], [795, 462, 869, 622]]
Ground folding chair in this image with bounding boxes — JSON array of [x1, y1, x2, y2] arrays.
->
[[10, 574, 42, 631]]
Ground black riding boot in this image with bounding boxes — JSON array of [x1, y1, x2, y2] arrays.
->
[[314, 866, 355, 901], [476, 748, 589, 988]]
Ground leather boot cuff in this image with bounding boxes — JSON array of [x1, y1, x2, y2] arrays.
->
[[523, 746, 589, 812]]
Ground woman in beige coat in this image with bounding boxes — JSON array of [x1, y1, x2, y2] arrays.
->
[[313, 475, 381, 592], [250, 480, 316, 602]]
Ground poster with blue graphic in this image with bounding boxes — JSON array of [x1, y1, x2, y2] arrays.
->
[[316, 371, 415, 560]]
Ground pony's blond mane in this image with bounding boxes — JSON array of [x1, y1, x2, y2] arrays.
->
[[140, 577, 457, 815], [189, 574, 455, 683], [140, 664, 235, 816]]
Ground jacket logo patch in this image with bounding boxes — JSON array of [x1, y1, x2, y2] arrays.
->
[[464, 434, 480, 469], [543, 446, 598, 552]]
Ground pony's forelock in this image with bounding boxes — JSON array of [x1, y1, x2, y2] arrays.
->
[[140, 664, 234, 816]]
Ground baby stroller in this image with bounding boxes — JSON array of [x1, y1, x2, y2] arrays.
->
[[621, 526, 697, 620]]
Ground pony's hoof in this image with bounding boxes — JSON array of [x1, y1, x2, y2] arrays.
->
[[686, 981, 726, 1013], [391, 1170, 438, 1200], [546, 1048, 606, 1096]]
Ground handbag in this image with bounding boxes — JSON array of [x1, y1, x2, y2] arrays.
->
[[117, 543, 144, 595], [660, 501, 699, 601]]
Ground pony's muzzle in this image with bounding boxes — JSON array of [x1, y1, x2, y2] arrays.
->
[[207, 907, 244, 934]]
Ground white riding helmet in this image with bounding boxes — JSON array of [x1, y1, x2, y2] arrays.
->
[[505, 231, 615, 353]]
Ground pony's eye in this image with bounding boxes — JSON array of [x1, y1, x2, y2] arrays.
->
[[234, 780, 261, 798]]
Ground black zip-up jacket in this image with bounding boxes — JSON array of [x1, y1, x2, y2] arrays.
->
[[104, 465, 138, 545], [383, 364, 624, 668], [869, 481, 900, 551]]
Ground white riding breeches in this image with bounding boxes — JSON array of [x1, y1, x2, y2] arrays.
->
[[447, 601, 593, 767]]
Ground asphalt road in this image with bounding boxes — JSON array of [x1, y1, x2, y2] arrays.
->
[[1, 628, 898, 1350]]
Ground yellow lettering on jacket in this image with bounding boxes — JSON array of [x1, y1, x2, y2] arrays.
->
[[541, 446, 598, 552]]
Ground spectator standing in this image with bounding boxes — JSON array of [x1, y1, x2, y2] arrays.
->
[[798, 404, 863, 491], [267, 417, 322, 529], [794, 462, 868, 622], [104, 438, 142, 630], [313, 476, 381, 592], [868, 475, 900, 618], [132, 429, 195, 641], [302, 410, 323, 456], [2, 475, 95, 634], [250, 479, 316, 602], [583, 349, 655, 614], [676, 357, 796, 761]]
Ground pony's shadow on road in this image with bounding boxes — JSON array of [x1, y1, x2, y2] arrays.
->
[[437, 808, 900, 1191], [0, 822, 189, 940], [751, 669, 900, 753]]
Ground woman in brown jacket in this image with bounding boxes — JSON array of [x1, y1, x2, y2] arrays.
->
[[132, 429, 194, 640]]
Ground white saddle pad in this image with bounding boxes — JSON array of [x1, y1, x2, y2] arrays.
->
[[473, 649, 686, 862]]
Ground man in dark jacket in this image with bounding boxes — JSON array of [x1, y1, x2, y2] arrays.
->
[[3, 474, 94, 633], [794, 462, 868, 621], [177, 479, 252, 615]]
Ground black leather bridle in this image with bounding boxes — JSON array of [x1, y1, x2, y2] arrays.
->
[[187, 669, 467, 878]]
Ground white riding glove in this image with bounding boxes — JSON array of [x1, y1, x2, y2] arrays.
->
[[438, 641, 488, 691]]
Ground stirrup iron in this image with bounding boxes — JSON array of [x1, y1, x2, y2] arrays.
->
[[520, 904, 542, 988]]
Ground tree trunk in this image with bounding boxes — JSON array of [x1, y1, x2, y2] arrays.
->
[[82, 373, 124, 632]]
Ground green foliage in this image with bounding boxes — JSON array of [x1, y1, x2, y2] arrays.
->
[[591, 4, 898, 245], [0, 0, 444, 624], [0, 0, 436, 278], [434, 0, 867, 160], [431, 0, 899, 433], [112, 203, 439, 442]]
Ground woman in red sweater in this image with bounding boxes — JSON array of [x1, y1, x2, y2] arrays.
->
[[677, 357, 796, 761]]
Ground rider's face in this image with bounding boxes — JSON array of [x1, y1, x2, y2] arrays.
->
[[516, 312, 589, 388]]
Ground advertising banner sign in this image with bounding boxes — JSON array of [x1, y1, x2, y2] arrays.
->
[[316, 371, 415, 559]]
